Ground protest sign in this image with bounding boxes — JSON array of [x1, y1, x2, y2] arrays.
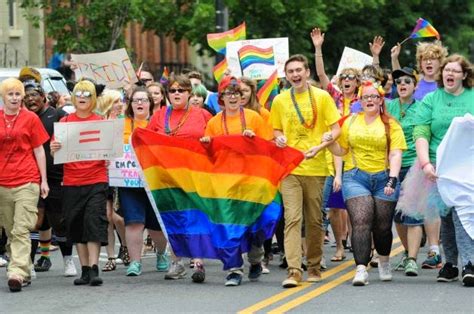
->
[[71, 48, 138, 88], [226, 38, 288, 80], [336, 47, 373, 76], [54, 119, 124, 164], [108, 144, 145, 188]]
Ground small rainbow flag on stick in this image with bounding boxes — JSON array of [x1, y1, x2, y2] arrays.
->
[[238, 45, 275, 71], [160, 66, 169, 86], [400, 18, 440, 45], [207, 22, 246, 55], [213, 58, 228, 83], [257, 70, 279, 110]]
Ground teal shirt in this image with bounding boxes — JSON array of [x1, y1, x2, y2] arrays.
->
[[387, 98, 420, 167], [414, 88, 474, 163]]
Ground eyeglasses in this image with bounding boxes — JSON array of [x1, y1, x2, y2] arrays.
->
[[169, 88, 189, 94], [443, 68, 463, 74], [25, 92, 41, 98], [141, 78, 153, 82], [395, 78, 414, 85], [131, 98, 150, 104], [361, 94, 381, 101], [340, 74, 356, 80], [223, 91, 242, 98], [74, 91, 92, 98]]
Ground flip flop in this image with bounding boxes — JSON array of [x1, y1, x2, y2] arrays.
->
[[330, 255, 346, 262]]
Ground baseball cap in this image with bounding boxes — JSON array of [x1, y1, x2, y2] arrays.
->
[[392, 67, 418, 83], [24, 81, 45, 95], [19, 67, 42, 83]]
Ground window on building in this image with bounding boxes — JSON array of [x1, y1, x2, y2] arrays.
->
[[8, 0, 16, 28]]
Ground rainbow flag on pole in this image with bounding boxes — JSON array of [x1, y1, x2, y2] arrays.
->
[[131, 128, 303, 269], [213, 58, 228, 83], [409, 18, 440, 40], [257, 70, 279, 110], [160, 66, 169, 86], [238, 45, 275, 71], [207, 22, 246, 55]]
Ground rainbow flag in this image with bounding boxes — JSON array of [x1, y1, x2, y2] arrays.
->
[[410, 18, 440, 40], [131, 128, 303, 269], [238, 45, 275, 71], [213, 58, 228, 83], [160, 66, 169, 86], [207, 22, 246, 55], [257, 70, 279, 110]]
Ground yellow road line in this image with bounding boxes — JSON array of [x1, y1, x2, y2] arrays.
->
[[268, 244, 406, 314]]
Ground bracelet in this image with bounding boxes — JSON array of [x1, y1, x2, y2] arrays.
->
[[385, 176, 398, 188], [421, 161, 431, 170], [315, 53, 323, 57]]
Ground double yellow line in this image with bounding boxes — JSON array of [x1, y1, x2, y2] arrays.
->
[[239, 238, 404, 314]]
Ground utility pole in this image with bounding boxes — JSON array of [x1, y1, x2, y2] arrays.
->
[[215, 0, 228, 63]]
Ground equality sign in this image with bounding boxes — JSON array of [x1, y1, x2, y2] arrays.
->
[[336, 47, 373, 76], [226, 38, 289, 80], [108, 144, 145, 188], [53, 119, 124, 164], [71, 48, 138, 88]]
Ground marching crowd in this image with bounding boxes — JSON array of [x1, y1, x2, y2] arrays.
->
[[0, 29, 473, 294]]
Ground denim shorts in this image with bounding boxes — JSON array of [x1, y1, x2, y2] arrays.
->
[[394, 166, 424, 226], [118, 188, 161, 231], [322, 176, 346, 210], [342, 168, 400, 202]]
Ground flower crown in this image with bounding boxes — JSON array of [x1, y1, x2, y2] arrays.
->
[[357, 80, 385, 99]]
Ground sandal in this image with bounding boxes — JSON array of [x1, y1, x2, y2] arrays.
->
[[122, 246, 131, 266], [189, 259, 195, 269], [330, 255, 346, 262], [102, 258, 116, 272]]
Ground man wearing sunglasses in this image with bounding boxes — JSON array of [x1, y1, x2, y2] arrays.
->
[[387, 67, 424, 277]]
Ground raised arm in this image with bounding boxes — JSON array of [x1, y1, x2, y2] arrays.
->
[[369, 36, 385, 69], [310, 28, 330, 90], [390, 43, 402, 70]]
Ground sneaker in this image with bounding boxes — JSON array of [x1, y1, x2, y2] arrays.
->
[[307, 268, 322, 282], [34, 256, 52, 272], [378, 261, 392, 281], [0, 255, 8, 267], [262, 259, 270, 274], [248, 263, 263, 281], [165, 261, 186, 279], [462, 262, 474, 287], [225, 272, 242, 286], [422, 251, 442, 269], [369, 253, 379, 268], [191, 262, 205, 283], [352, 265, 369, 286], [404, 258, 419, 277], [30, 268, 37, 280], [126, 261, 142, 276], [282, 269, 302, 288], [437, 263, 459, 282], [156, 251, 170, 272], [279, 256, 288, 269], [320, 256, 327, 270], [63, 256, 78, 277], [394, 251, 408, 271]]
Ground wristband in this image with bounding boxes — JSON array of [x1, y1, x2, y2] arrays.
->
[[421, 161, 431, 170], [385, 176, 397, 188]]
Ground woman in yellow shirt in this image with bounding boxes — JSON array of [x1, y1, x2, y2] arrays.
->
[[325, 81, 406, 286]]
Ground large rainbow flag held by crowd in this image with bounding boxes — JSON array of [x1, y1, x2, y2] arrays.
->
[[131, 128, 304, 269]]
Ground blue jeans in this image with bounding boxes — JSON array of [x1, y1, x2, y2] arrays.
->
[[342, 168, 400, 202]]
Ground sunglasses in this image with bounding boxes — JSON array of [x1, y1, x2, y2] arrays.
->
[[141, 78, 153, 82], [74, 91, 92, 98], [340, 74, 356, 80], [395, 78, 414, 85], [169, 88, 189, 94], [361, 94, 381, 101], [131, 98, 150, 104]]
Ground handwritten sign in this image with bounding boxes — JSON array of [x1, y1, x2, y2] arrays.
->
[[336, 47, 373, 76], [54, 119, 124, 164], [108, 144, 144, 188], [226, 38, 289, 80], [71, 48, 138, 88]]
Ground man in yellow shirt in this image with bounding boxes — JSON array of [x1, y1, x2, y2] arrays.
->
[[270, 54, 341, 288]]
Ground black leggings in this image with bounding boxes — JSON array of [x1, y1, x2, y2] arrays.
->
[[346, 196, 396, 266]]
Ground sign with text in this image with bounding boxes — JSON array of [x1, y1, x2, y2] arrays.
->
[[54, 119, 124, 164], [336, 47, 373, 76], [226, 38, 288, 80], [71, 48, 138, 88], [108, 144, 144, 188]]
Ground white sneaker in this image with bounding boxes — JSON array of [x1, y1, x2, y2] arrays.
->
[[378, 261, 392, 281], [0, 255, 8, 267], [262, 261, 270, 274], [30, 268, 37, 280], [63, 256, 78, 277], [352, 265, 369, 286]]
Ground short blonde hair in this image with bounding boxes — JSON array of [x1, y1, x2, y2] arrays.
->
[[72, 80, 97, 112], [416, 41, 448, 74], [96, 89, 122, 117], [0, 78, 25, 98]]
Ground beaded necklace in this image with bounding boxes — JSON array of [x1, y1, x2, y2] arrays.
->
[[290, 84, 317, 129], [221, 107, 246, 135], [2, 109, 21, 139], [399, 99, 415, 118], [164, 105, 191, 136]]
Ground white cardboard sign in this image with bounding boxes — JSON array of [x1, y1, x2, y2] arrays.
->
[[108, 144, 145, 188], [336, 47, 373, 76]]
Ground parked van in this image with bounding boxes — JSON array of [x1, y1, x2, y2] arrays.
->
[[0, 67, 70, 94]]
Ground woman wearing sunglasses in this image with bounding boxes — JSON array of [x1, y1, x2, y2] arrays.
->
[[148, 75, 211, 283], [324, 81, 407, 286], [50, 79, 109, 287]]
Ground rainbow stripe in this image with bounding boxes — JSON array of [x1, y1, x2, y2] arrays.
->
[[238, 45, 275, 71], [257, 70, 279, 110], [131, 128, 304, 269], [207, 22, 246, 55], [160, 66, 169, 86], [410, 18, 440, 40], [213, 58, 228, 83]]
